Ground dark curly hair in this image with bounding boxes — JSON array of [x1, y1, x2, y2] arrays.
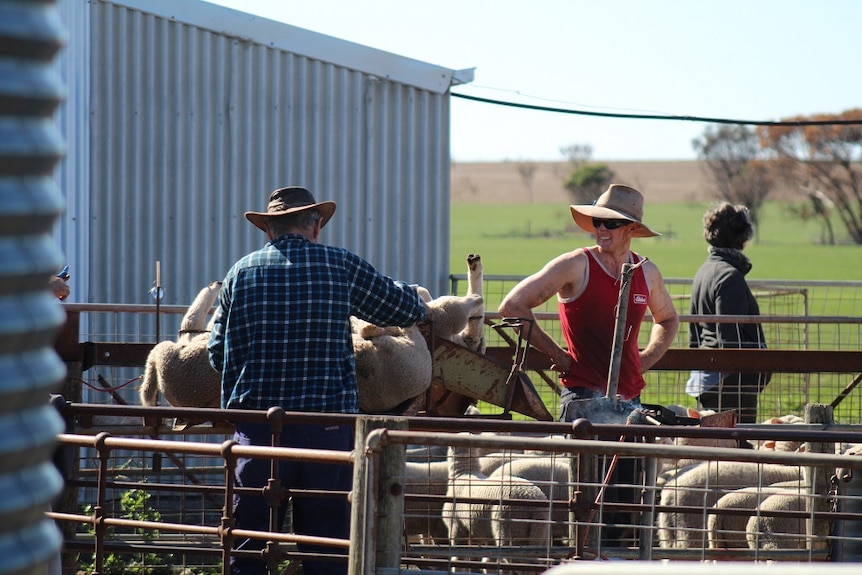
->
[[702, 201, 753, 249]]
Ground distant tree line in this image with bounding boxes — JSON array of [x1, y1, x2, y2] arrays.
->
[[557, 108, 862, 244], [694, 109, 862, 245]]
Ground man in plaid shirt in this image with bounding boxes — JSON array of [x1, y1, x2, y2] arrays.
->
[[209, 186, 427, 575]]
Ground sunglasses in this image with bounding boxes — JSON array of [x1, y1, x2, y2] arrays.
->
[[592, 217, 631, 230]]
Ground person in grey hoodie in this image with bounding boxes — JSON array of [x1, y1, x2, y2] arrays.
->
[[687, 202, 770, 424]]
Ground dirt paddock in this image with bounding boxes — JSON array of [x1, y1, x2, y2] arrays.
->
[[451, 160, 713, 204]]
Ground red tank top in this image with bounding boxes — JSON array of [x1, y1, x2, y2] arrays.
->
[[558, 249, 650, 400]]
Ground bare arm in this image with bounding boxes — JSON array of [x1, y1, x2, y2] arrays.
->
[[639, 261, 679, 372], [498, 250, 586, 373]]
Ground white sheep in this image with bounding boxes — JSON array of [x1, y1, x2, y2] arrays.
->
[[352, 291, 484, 414], [745, 490, 815, 551], [748, 414, 806, 451], [657, 435, 737, 488], [653, 407, 740, 487], [401, 408, 498, 543], [352, 319, 432, 414], [707, 480, 805, 549], [420, 255, 488, 417], [488, 454, 572, 544], [657, 460, 804, 549], [139, 281, 221, 409], [403, 459, 450, 543], [442, 444, 550, 547], [453, 253, 485, 354], [414, 254, 485, 353], [350, 253, 486, 415], [139, 278, 483, 417]]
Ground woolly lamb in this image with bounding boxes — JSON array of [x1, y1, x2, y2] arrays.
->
[[657, 460, 804, 549], [403, 459, 450, 542], [139, 276, 483, 416], [442, 444, 550, 547], [352, 291, 484, 413], [656, 435, 737, 488], [352, 319, 433, 414], [707, 480, 805, 549], [654, 407, 738, 486], [451, 253, 485, 353], [747, 414, 806, 451], [488, 454, 572, 544], [745, 490, 813, 551], [139, 281, 221, 408]]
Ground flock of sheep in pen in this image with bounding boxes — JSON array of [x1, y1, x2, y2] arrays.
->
[[399, 419, 862, 556], [137, 254, 862, 555]]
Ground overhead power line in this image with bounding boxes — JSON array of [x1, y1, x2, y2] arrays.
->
[[450, 92, 862, 127]]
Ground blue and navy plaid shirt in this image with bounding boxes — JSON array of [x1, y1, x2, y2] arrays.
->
[[208, 234, 426, 413]]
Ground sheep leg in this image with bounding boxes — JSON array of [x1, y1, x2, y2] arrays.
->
[[459, 254, 485, 353], [179, 281, 221, 339]]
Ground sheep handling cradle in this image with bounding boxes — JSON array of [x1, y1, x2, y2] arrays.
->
[[423, 324, 554, 421], [416, 259, 650, 423]]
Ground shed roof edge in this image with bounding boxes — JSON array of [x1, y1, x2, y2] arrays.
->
[[102, 0, 474, 94]]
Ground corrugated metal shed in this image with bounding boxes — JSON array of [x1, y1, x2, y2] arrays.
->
[[55, 0, 469, 342]]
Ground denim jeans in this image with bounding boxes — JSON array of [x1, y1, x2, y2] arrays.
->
[[230, 421, 353, 575]]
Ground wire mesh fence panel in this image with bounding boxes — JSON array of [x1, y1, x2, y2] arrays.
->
[[450, 276, 862, 425], [390, 423, 862, 569], [53, 407, 862, 573], [51, 283, 862, 572]]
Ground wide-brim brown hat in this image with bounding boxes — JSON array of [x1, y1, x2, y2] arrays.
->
[[569, 184, 660, 238], [245, 186, 337, 233]]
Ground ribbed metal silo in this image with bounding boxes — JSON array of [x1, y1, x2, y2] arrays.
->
[[0, 1, 67, 574]]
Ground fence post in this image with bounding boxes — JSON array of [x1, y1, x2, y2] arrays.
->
[[804, 403, 833, 551], [348, 416, 407, 575], [638, 437, 658, 560]]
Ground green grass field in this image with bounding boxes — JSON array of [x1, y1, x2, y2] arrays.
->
[[450, 200, 862, 423], [451, 200, 862, 283]]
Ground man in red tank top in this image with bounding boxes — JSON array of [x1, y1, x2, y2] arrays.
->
[[499, 184, 679, 419], [500, 184, 679, 548]]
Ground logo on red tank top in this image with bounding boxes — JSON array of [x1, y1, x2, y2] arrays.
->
[[633, 293, 647, 304]]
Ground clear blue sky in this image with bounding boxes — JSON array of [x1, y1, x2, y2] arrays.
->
[[205, 0, 862, 162]]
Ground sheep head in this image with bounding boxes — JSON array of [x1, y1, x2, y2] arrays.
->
[[424, 294, 484, 339]]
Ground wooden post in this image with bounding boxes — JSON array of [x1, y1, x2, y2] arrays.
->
[[348, 416, 407, 575], [804, 403, 833, 551], [154, 261, 161, 342]]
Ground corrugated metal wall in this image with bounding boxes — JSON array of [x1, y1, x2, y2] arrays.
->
[[57, 0, 455, 344], [54, 0, 91, 349]]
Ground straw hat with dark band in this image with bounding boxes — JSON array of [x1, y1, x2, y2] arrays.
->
[[569, 184, 660, 238], [245, 186, 337, 233]]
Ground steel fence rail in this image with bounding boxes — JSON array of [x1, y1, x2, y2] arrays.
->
[[49, 407, 862, 573]]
